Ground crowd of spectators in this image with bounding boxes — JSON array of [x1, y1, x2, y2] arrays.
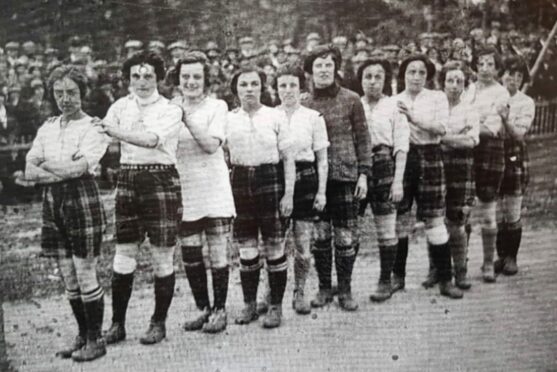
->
[[0, 19, 555, 203]]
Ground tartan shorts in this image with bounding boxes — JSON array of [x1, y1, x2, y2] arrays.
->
[[398, 144, 446, 221], [474, 136, 505, 202], [231, 163, 287, 242], [360, 145, 397, 217], [115, 165, 182, 247], [443, 148, 476, 225], [180, 217, 232, 238], [318, 180, 359, 229], [292, 162, 318, 221], [500, 139, 529, 196], [41, 176, 106, 259]]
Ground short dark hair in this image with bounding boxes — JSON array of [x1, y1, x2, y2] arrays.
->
[[438, 60, 472, 90], [122, 50, 166, 81], [397, 54, 436, 93], [357, 59, 393, 96], [502, 55, 530, 88], [172, 51, 211, 88], [230, 66, 266, 97], [303, 44, 342, 75], [272, 64, 306, 91], [47, 65, 88, 107], [471, 47, 503, 75]]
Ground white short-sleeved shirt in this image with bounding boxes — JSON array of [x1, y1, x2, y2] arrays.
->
[[464, 82, 510, 137], [277, 104, 329, 162], [173, 97, 236, 221], [361, 96, 410, 154], [26, 115, 109, 175], [394, 89, 449, 145], [507, 91, 535, 138], [226, 105, 292, 166], [447, 100, 480, 146], [103, 92, 183, 164]]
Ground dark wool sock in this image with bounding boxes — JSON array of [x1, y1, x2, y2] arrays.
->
[[68, 292, 87, 336], [335, 244, 356, 294], [312, 239, 332, 290], [153, 273, 176, 322], [267, 255, 288, 305], [83, 294, 104, 340], [393, 237, 409, 278], [430, 243, 452, 282], [211, 267, 229, 310], [507, 221, 523, 259], [182, 245, 210, 310], [496, 222, 507, 259], [111, 271, 134, 324], [378, 244, 397, 282], [239, 256, 261, 303]]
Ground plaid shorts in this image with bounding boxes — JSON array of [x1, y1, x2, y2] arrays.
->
[[474, 136, 505, 202], [231, 163, 287, 242], [180, 217, 232, 238], [443, 148, 475, 225], [500, 139, 529, 196], [360, 145, 397, 217], [41, 176, 106, 259], [318, 180, 359, 229], [398, 144, 446, 221], [292, 162, 318, 221], [116, 165, 182, 247]]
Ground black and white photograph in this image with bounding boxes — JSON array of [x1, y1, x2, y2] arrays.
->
[[0, 0, 556, 370]]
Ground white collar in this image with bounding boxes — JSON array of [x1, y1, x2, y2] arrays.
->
[[134, 90, 160, 106]]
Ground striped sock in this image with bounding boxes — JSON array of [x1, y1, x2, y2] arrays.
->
[[267, 255, 288, 305]]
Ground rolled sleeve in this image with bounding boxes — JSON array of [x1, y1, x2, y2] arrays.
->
[[312, 113, 330, 152], [207, 100, 228, 143], [80, 124, 111, 174], [510, 96, 535, 134], [25, 128, 45, 164], [276, 114, 294, 158], [393, 109, 410, 155], [466, 110, 481, 146], [434, 92, 449, 135]]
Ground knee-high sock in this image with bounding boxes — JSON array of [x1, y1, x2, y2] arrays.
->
[[430, 243, 452, 282], [312, 239, 332, 290], [111, 272, 134, 324], [481, 227, 497, 266], [506, 221, 523, 259], [212, 267, 229, 310], [182, 245, 210, 310], [335, 244, 356, 294], [392, 237, 409, 278], [67, 288, 87, 337], [153, 273, 176, 322], [267, 255, 288, 306], [378, 244, 397, 282], [496, 222, 507, 259], [82, 287, 104, 340], [239, 256, 261, 304]]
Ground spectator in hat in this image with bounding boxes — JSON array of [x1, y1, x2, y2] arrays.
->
[[168, 41, 187, 65], [285, 46, 301, 67], [487, 20, 502, 46], [68, 36, 83, 64], [306, 33, 321, 54], [148, 41, 166, 57], [5, 42, 19, 67], [22, 41, 36, 57], [7, 85, 21, 109], [332, 36, 348, 54], [124, 40, 143, 60], [205, 41, 220, 64], [239, 36, 256, 58]]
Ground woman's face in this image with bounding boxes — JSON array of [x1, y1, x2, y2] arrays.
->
[[312, 54, 336, 88], [52, 77, 82, 116], [129, 63, 158, 99], [180, 62, 205, 99], [34, 85, 45, 99], [502, 70, 523, 93], [236, 71, 262, 107], [277, 74, 301, 107], [361, 64, 386, 99], [405, 60, 427, 93], [444, 69, 466, 99], [477, 54, 498, 82]]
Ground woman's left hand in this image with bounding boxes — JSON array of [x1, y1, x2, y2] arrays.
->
[[280, 194, 293, 217], [354, 174, 368, 200], [397, 101, 416, 124]]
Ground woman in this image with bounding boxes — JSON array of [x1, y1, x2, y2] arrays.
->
[[171, 51, 236, 333], [496, 56, 535, 275], [17, 66, 108, 362], [393, 55, 463, 299], [274, 65, 329, 314], [468, 47, 510, 282], [357, 59, 409, 302], [226, 66, 295, 328], [439, 61, 480, 289]]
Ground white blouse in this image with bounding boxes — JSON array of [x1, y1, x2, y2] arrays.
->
[[174, 97, 236, 221], [361, 96, 409, 154], [507, 91, 535, 138], [447, 100, 480, 146], [464, 82, 510, 138]]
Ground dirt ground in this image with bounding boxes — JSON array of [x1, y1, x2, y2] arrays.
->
[[2, 136, 557, 372]]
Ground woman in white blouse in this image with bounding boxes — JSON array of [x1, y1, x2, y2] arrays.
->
[[274, 65, 329, 314], [171, 52, 236, 333], [495, 56, 535, 276], [227, 66, 295, 328], [439, 61, 480, 290], [393, 55, 463, 299], [356, 59, 409, 302]]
